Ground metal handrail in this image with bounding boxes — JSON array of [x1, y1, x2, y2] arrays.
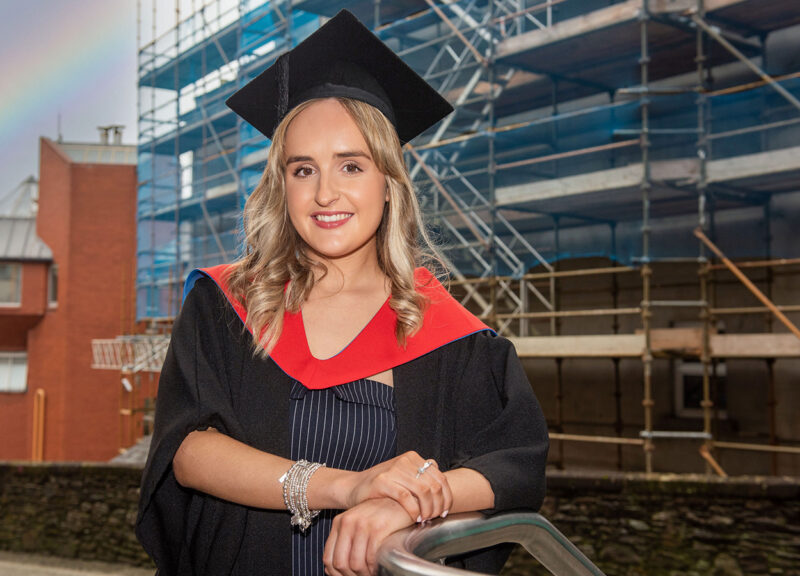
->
[[378, 511, 605, 576]]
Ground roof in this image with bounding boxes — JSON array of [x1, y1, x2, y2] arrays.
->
[[52, 141, 137, 166], [0, 176, 38, 217], [110, 434, 150, 466], [0, 217, 52, 261]]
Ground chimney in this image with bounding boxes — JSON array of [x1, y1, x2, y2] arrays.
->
[[112, 125, 124, 145], [98, 125, 110, 145], [97, 125, 124, 145]]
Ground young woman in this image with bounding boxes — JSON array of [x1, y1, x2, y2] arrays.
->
[[137, 10, 548, 576]]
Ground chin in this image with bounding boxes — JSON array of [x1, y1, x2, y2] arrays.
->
[[306, 241, 376, 263]]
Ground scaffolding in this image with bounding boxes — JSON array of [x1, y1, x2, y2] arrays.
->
[[127, 0, 800, 473], [92, 333, 169, 451]]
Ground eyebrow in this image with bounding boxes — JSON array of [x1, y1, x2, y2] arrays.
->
[[285, 150, 371, 164]]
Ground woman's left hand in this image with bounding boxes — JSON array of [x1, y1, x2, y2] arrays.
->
[[323, 497, 414, 576]]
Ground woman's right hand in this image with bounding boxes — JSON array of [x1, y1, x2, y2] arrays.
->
[[341, 451, 453, 523]]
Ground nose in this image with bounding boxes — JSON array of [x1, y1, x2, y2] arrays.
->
[[315, 170, 339, 206]]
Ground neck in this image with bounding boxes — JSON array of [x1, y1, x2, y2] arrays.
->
[[309, 245, 388, 299]]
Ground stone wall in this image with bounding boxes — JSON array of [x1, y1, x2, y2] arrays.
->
[[1, 463, 798, 575], [505, 472, 800, 576], [0, 463, 151, 568]]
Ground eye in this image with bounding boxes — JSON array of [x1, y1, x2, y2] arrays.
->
[[342, 162, 362, 174], [292, 165, 315, 178]]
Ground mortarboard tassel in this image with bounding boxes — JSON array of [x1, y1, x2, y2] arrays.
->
[[277, 54, 290, 121]]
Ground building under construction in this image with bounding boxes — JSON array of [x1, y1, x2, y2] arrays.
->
[[109, 0, 800, 475]]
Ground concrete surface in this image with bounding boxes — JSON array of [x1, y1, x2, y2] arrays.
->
[[0, 552, 152, 576]]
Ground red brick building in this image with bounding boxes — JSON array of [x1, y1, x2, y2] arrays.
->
[[0, 137, 137, 461]]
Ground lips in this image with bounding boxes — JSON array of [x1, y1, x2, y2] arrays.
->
[[311, 211, 353, 229]]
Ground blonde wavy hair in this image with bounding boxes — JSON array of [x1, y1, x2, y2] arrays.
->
[[227, 97, 443, 357]]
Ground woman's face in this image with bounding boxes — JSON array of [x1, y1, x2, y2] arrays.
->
[[284, 99, 388, 266]]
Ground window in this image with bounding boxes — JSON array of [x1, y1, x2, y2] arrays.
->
[[0, 353, 27, 393], [674, 359, 727, 419], [0, 263, 22, 305], [48, 264, 58, 307]]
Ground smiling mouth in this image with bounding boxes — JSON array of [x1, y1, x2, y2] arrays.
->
[[313, 213, 352, 223]]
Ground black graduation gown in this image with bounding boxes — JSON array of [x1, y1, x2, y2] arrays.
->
[[136, 277, 549, 575]]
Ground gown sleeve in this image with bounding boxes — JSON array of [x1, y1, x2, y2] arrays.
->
[[393, 332, 548, 574], [135, 278, 250, 576], [448, 331, 549, 513]]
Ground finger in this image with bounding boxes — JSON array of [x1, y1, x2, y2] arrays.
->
[[419, 459, 447, 520], [429, 472, 446, 520], [332, 516, 358, 576], [400, 459, 438, 521], [366, 534, 381, 576], [417, 470, 445, 521], [384, 484, 420, 522], [374, 456, 441, 522], [423, 461, 453, 517], [440, 471, 453, 517], [425, 467, 452, 518], [413, 477, 434, 522], [324, 520, 341, 576], [348, 526, 370, 576]]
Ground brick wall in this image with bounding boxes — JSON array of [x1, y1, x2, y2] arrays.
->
[[0, 139, 138, 462], [56, 160, 137, 461], [518, 256, 800, 477]]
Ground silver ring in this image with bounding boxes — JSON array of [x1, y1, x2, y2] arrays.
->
[[415, 460, 434, 479]]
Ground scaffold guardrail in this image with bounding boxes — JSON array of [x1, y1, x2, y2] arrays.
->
[[91, 335, 170, 373]]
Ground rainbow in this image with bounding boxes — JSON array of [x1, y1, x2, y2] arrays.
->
[[0, 1, 133, 145]]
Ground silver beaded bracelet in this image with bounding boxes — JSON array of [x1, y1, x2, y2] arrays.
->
[[279, 459, 325, 532]]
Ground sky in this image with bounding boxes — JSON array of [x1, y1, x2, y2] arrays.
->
[[0, 1, 174, 200]]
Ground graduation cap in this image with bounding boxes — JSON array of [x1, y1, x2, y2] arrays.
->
[[225, 9, 453, 144]]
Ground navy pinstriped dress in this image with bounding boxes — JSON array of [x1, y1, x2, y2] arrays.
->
[[289, 378, 397, 575]]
